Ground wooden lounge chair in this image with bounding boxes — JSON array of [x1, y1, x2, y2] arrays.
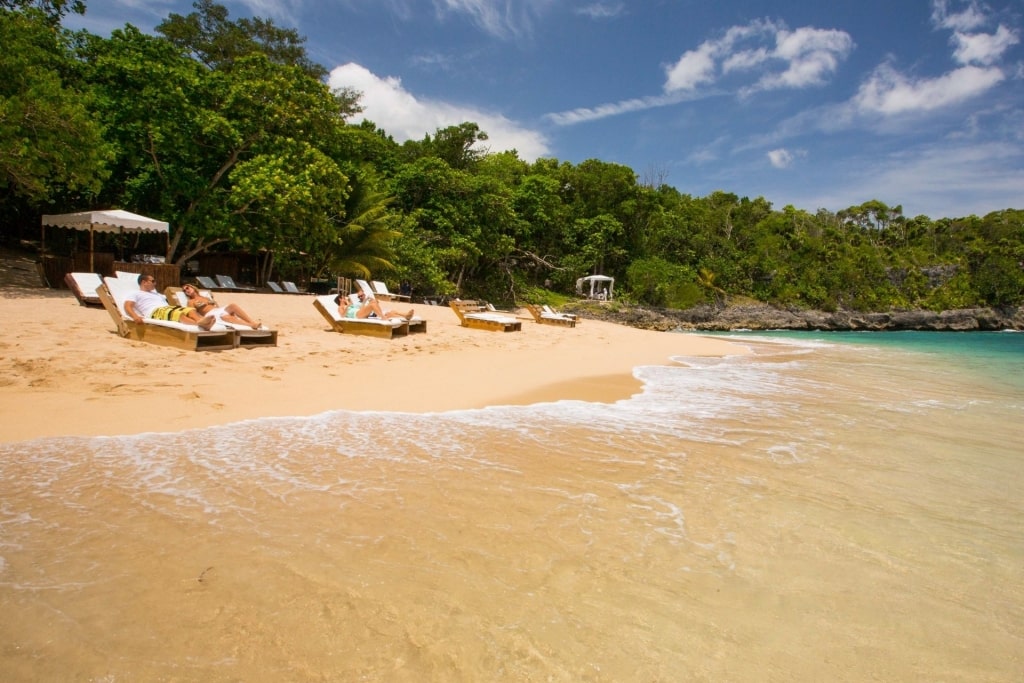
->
[[165, 287, 278, 348], [449, 300, 522, 332], [372, 280, 410, 302], [64, 272, 105, 307], [195, 275, 224, 291], [312, 294, 411, 339], [215, 274, 256, 292], [269, 281, 306, 295], [524, 303, 577, 328], [329, 293, 426, 334], [98, 277, 237, 352]]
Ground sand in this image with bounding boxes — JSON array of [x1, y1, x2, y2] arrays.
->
[[0, 261, 745, 443]]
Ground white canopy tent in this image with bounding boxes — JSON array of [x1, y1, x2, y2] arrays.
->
[[41, 209, 170, 271], [576, 274, 614, 300]]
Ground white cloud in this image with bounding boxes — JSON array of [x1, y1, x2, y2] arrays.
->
[[752, 27, 854, 92], [229, 0, 303, 23], [664, 43, 720, 91], [767, 148, 795, 168], [328, 63, 550, 160], [545, 94, 682, 126], [931, 0, 989, 32], [553, 18, 853, 128], [952, 25, 1020, 65], [810, 141, 1024, 218], [434, 0, 556, 39], [854, 63, 1005, 115], [575, 3, 625, 20], [664, 20, 853, 95]]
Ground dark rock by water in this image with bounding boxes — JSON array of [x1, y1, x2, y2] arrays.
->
[[560, 301, 1024, 332]]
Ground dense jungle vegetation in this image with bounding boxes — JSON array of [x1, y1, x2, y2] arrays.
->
[[2, 1, 1022, 310]]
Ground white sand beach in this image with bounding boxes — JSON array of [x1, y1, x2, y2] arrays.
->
[[0, 260, 743, 443]]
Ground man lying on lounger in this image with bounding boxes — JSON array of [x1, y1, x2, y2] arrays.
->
[[124, 274, 216, 330]]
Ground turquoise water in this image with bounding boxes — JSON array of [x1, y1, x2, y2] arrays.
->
[[1, 332, 1021, 681], [719, 328, 1024, 382]]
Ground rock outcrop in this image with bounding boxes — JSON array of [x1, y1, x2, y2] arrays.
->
[[561, 302, 1024, 332]]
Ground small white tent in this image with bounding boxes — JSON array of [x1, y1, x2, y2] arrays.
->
[[576, 274, 614, 300], [41, 210, 170, 271]]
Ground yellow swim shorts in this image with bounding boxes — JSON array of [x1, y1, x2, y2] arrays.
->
[[150, 306, 193, 322]]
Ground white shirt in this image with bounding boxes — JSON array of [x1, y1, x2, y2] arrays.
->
[[129, 289, 169, 318]]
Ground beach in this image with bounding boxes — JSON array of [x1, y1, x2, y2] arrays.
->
[[2, 256, 1022, 681], [0, 260, 743, 443]]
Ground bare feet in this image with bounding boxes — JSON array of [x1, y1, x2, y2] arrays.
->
[[250, 320, 262, 329], [198, 315, 216, 330], [406, 310, 415, 319]]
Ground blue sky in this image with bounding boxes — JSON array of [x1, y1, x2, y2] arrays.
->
[[67, 0, 1023, 219]]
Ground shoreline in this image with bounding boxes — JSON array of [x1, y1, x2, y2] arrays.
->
[[0, 286, 746, 443]]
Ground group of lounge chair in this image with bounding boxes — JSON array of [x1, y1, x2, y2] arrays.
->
[[448, 300, 579, 331], [351, 279, 410, 302], [65, 270, 581, 351], [267, 281, 306, 294]]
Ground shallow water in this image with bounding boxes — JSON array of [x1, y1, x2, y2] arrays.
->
[[1, 333, 1022, 681]]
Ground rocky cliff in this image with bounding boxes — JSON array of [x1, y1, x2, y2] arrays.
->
[[562, 302, 1024, 332]]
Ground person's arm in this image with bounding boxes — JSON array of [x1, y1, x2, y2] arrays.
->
[[124, 298, 144, 323]]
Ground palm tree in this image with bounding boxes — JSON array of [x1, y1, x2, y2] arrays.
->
[[697, 267, 728, 307], [321, 181, 402, 280]]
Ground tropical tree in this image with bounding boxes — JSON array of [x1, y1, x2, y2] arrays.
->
[[0, 8, 109, 207], [79, 26, 352, 265], [156, 0, 327, 80], [0, 0, 84, 24]]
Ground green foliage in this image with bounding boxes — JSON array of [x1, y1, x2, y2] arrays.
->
[[0, 9, 109, 205], [625, 257, 701, 307], [3, 3, 1021, 310], [156, 0, 327, 81], [0, 0, 84, 24]]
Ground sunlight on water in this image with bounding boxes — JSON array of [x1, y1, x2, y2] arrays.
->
[[1, 335, 1022, 681]]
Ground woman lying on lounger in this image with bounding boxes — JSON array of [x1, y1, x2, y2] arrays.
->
[[336, 291, 414, 320], [182, 282, 263, 329]]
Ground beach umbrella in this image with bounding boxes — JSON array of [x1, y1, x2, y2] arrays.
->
[[41, 209, 170, 271]]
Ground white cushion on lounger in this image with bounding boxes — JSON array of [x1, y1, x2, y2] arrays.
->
[[466, 312, 518, 324], [68, 272, 103, 297]]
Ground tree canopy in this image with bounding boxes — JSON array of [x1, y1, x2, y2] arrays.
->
[[2, 1, 1021, 311]]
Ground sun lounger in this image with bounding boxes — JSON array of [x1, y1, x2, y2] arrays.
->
[[215, 274, 256, 292], [323, 293, 426, 335], [354, 279, 375, 298], [282, 281, 307, 294], [98, 277, 237, 351], [312, 294, 412, 339], [524, 303, 577, 328], [195, 275, 224, 291], [165, 287, 278, 347], [449, 300, 522, 332], [267, 281, 285, 293], [371, 280, 410, 302], [64, 272, 105, 307], [543, 304, 577, 322]]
